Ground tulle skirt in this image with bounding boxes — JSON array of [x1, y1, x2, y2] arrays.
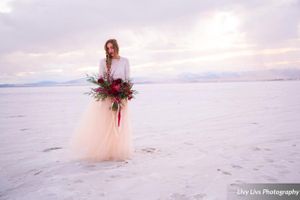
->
[[68, 97, 134, 162]]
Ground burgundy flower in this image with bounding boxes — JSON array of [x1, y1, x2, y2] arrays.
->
[[122, 82, 129, 88], [112, 84, 121, 92], [97, 77, 104, 84], [112, 78, 122, 85], [107, 89, 113, 95], [109, 83, 121, 95]]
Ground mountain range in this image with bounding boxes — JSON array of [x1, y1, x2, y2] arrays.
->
[[1, 69, 300, 87]]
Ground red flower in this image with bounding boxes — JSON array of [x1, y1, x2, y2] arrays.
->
[[112, 78, 122, 84], [112, 84, 121, 92], [97, 77, 104, 84], [86, 73, 137, 106], [107, 89, 113, 95], [109, 83, 121, 95]]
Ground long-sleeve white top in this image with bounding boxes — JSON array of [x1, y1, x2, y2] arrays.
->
[[98, 56, 130, 81]]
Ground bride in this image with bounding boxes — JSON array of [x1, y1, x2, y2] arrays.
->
[[68, 38, 134, 162]]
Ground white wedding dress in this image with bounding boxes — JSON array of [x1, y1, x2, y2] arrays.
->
[[68, 56, 134, 162]]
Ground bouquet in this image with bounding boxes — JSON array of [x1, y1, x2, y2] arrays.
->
[[84, 72, 138, 127]]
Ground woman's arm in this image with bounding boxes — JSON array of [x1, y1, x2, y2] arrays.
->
[[125, 58, 130, 81], [99, 59, 105, 78]]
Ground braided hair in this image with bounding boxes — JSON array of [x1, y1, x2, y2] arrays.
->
[[104, 39, 120, 73]]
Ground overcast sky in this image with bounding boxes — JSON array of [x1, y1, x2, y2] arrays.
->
[[0, 0, 299, 83]]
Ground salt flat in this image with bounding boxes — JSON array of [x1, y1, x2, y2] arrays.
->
[[1, 80, 300, 200]]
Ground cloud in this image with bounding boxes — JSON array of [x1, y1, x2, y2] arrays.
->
[[0, 0, 299, 83], [238, 0, 300, 46]]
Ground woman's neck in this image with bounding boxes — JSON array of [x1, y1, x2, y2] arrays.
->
[[112, 55, 120, 59]]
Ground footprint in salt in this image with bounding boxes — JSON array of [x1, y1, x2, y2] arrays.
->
[[74, 179, 83, 183], [141, 147, 157, 154], [27, 168, 42, 175], [278, 170, 291, 175], [104, 174, 123, 183], [265, 158, 274, 163], [229, 180, 247, 192], [193, 193, 207, 200], [229, 183, 240, 187], [231, 164, 243, 169], [8, 114, 25, 118], [253, 164, 264, 171], [262, 175, 278, 182], [222, 171, 232, 175], [168, 193, 189, 200], [34, 170, 42, 175], [110, 174, 121, 179], [43, 147, 63, 152], [264, 148, 272, 151], [217, 168, 232, 175], [86, 164, 96, 168], [252, 147, 261, 151], [229, 180, 247, 193]]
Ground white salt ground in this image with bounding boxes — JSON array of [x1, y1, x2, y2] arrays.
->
[[1, 80, 300, 200]]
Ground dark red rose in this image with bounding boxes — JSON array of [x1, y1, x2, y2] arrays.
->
[[97, 78, 104, 84], [109, 84, 121, 95], [122, 82, 129, 88], [112, 84, 121, 92], [112, 78, 122, 85]]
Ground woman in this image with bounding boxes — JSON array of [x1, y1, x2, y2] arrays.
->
[[68, 39, 134, 162]]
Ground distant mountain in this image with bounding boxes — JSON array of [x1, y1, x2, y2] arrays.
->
[[0, 80, 62, 87], [62, 78, 86, 84], [0, 76, 156, 87], [1, 69, 299, 87], [176, 69, 300, 82]]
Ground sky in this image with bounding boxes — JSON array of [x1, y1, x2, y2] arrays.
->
[[0, 0, 300, 83]]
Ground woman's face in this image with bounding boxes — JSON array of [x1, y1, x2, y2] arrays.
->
[[106, 42, 117, 57]]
